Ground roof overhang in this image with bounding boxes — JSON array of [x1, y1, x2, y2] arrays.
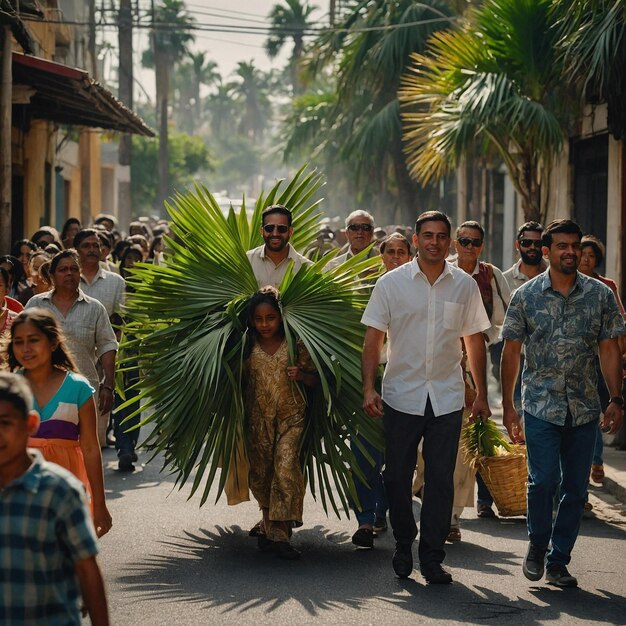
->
[[12, 53, 154, 137]]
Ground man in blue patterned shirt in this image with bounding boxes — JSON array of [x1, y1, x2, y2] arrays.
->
[[500, 219, 625, 589], [0, 373, 109, 625]]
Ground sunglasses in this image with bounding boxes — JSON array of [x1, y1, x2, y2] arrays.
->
[[518, 238, 542, 249], [457, 237, 483, 248], [347, 223, 373, 232], [263, 224, 290, 234]]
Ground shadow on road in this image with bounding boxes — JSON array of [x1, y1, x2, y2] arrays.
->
[[113, 521, 626, 624]]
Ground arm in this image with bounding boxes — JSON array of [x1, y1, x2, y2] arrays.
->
[[79, 396, 112, 537], [598, 337, 624, 434], [362, 326, 386, 417], [75, 556, 109, 626], [98, 350, 116, 414], [463, 332, 491, 419], [287, 366, 318, 388], [501, 339, 524, 443]]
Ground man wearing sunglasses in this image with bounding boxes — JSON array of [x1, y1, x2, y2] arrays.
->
[[326, 210, 376, 269], [247, 204, 312, 289], [502, 222, 547, 294]]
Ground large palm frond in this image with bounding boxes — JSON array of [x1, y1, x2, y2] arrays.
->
[[122, 166, 384, 516]]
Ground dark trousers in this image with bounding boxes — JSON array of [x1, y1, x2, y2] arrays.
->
[[383, 398, 462, 565]]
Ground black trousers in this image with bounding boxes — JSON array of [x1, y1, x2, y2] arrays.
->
[[383, 398, 462, 565]]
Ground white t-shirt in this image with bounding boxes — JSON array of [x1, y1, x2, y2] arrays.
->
[[362, 259, 490, 416]]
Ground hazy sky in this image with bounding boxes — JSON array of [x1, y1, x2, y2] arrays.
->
[[128, 0, 327, 100]]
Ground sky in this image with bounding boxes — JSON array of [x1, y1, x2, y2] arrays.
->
[[122, 0, 327, 101]]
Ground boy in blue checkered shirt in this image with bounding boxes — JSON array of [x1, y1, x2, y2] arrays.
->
[[0, 373, 109, 625]]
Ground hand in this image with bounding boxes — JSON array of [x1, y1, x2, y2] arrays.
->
[[363, 388, 383, 418], [469, 394, 491, 421], [601, 402, 624, 435], [286, 366, 303, 382], [503, 405, 525, 444], [98, 387, 113, 414], [93, 503, 112, 538]]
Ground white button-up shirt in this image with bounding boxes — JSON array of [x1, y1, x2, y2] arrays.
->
[[362, 259, 490, 416], [80, 267, 126, 317], [247, 243, 311, 288]]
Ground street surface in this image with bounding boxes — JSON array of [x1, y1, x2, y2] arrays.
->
[[98, 441, 626, 626]]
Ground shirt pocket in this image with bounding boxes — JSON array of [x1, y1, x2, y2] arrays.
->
[[443, 301, 465, 330]]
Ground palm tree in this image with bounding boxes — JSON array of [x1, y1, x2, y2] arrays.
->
[[142, 0, 195, 213], [556, 0, 625, 140], [206, 81, 238, 141], [399, 0, 576, 223], [230, 61, 271, 145], [189, 51, 219, 129], [265, 0, 317, 94], [287, 0, 455, 223]]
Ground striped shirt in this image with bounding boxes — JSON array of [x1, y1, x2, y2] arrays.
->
[[0, 450, 98, 625]]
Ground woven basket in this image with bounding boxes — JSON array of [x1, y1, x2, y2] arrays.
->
[[476, 445, 527, 517]]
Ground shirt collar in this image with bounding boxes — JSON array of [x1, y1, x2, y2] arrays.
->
[[513, 259, 547, 279], [451, 258, 479, 275], [410, 257, 453, 284], [541, 270, 584, 294], [80, 266, 105, 285], [6, 450, 44, 494]]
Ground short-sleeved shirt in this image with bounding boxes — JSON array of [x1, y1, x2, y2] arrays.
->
[[26, 289, 118, 390], [502, 259, 548, 295], [501, 271, 626, 426], [29, 371, 95, 440], [247, 244, 312, 288], [362, 259, 490, 416], [80, 267, 126, 317], [0, 450, 98, 625]]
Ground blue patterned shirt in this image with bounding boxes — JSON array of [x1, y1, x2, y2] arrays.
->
[[0, 450, 99, 625], [501, 271, 625, 426]]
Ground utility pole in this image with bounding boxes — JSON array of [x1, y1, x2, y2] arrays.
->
[[0, 25, 12, 253], [117, 0, 133, 230]]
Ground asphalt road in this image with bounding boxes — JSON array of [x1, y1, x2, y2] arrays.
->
[[97, 443, 626, 626]]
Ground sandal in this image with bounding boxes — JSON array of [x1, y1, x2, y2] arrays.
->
[[446, 528, 462, 542], [590, 464, 604, 484]]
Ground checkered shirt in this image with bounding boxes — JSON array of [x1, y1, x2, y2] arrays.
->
[[80, 266, 126, 316]]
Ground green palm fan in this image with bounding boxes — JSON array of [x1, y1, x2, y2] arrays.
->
[[121, 166, 384, 516]]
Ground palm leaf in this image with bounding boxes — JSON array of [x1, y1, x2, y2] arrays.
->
[[122, 166, 384, 517]]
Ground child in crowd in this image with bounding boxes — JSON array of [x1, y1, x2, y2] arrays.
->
[[244, 287, 317, 560], [0, 373, 109, 625], [6, 308, 112, 537]]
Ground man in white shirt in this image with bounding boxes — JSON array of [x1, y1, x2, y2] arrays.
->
[[362, 210, 491, 584], [247, 205, 311, 289]]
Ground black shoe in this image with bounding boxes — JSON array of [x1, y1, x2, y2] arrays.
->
[[373, 516, 388, 533], [118, 453, 135, 472], [131, 452, 138, 462], [257, 534, 274, 553], [274, 541, 301, 560], [352, 527, 374, 549], [522, 542, 546, 581], [420, 562, 453, 584], [546, 565, 578, 588], [392, 544, 413, 578], [477, 504, 496, 518]]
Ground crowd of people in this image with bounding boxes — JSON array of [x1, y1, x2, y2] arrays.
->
[[0, 206, 625, 623]]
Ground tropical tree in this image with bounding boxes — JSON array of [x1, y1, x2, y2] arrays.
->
[[265, 0, 317, 94], [399, 0, 577, 223], [188, 51, 220, 128], [555, 0, 626, 140], [206, 80, 238, 141], [120, 167, 383, 514], [142, 0, 195, 213], [230, 61, 271, 144], [281, 0, 456, 223]]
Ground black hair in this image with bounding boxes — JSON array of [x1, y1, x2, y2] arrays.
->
[[73, 228, 101, 250], [456, 220, 484, 240], [516, 221, 543, 240], [60, 217, 82, 242], [11, 239, 37, 258], [50, 249, 80, 274], [580, 235, 605, 267], [148, 235, 164, 260], [414, 210, 451, 236], [541, 219, 583, 247], [0, 255, 26, 288], [120, 246, 143, 280], [0, 372, 34, 419], [0, 266, 9, 289], [244, 287, 284, 356], [31, 226, 63, 250], [97, 230, 113, 249], [262, 204, 292, 227], [112, 240, 132, 263]]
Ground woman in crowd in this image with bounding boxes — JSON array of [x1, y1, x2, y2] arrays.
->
[[61, 217, 82, 249]]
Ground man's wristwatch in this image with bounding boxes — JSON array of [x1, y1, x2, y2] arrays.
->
[[610, 396, 624, 407]]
